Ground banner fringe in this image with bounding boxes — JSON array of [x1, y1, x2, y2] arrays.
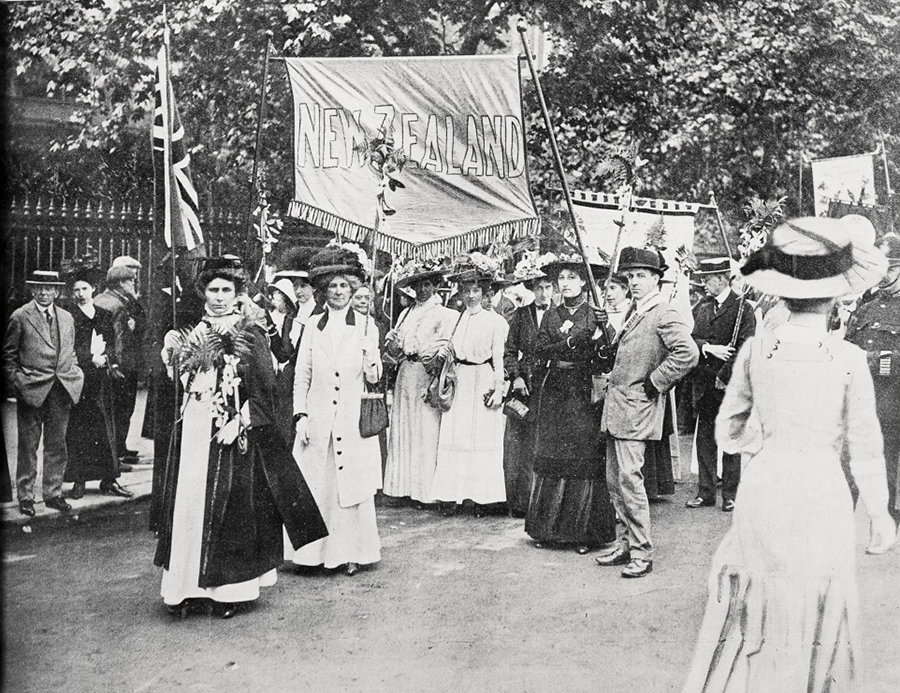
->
[[289, 201, 540, 258]]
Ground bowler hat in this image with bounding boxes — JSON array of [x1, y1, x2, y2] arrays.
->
[[617, 247, 667, 276]]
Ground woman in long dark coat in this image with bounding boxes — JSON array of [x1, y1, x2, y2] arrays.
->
[[63, 269, 130, 498], [525, 256, 617, 554], [155, 262, 327, 619]]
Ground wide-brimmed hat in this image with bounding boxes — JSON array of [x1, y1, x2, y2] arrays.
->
[[393, 258, 450, 289], [267, 278, 298, 309], [446, 251, 502, 284], [510, 252, 547, 284], [740, 216, 887, 299], [26, 270, 65, 286], [693, 257, 735, 276], [540, 250, 610, 284], [877, 233, 900, 267], [617, 247, 668, 276], [307, 246, 367, 285]]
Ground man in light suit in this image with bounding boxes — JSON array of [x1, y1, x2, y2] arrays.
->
[[3, 270, 84, 516], [598, 248, 699, 577]]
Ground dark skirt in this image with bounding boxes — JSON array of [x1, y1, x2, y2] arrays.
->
[[525, 465, 617, 547], [503, 415, 536, 515], [64, 375, 118, 483]]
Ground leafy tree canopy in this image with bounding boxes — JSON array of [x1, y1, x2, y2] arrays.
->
[[7, 0, 900, 250]]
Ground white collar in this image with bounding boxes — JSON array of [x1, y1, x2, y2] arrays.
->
[[714, 286, 731, 305], [634, 289, 662, 314]]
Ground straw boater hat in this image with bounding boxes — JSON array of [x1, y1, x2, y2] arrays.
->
[[26, 270, 65, 286], [617, 247, 668, 276], [740, 216, 887, 299], [267, 278, 298, 310], [693, 257, 735, 276]]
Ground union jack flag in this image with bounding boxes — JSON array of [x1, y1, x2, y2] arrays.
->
[[153, 43, 203, 250]]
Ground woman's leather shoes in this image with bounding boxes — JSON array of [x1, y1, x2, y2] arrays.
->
[[99, 481, 134, 498], [440, 503, 457, 517], [345, 562, 360, 576], [575, 545, 591, 555], [70, 482, 85, 500], [473, 505, 485, 518]]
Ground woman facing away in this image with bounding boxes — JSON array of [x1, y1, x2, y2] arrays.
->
[[429, 259, 509, 518], [681, 217, 897, 693], [525, 254, 617, 554], [287, 246, 384, 577], [155, 259, 327, 619]]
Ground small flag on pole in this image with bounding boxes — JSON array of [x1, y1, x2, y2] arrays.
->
[[153, 42, 203, 250]]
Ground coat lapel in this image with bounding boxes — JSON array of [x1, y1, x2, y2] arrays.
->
[[25, 302, 54, 348], [710, 291, 736, 322]]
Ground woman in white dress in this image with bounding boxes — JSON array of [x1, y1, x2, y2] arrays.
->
[[287, 246, 383, 576], [383, 262, 457, 506], [430, 263, 509, 517], [681, 217, 897, 692], [156, 260, 326, 619]]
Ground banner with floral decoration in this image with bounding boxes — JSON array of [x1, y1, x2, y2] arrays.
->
[[284, 56, 540, 258]]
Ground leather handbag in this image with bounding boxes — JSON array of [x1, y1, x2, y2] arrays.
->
[[424, 354, 457, 412], [359, 380, 389, 438]]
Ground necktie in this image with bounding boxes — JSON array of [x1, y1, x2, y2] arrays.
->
[[46, 309, 60, 352], [281, 315, 292, 347]]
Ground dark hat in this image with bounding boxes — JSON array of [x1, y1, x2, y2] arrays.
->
[[274, 246, 312, 279], [202, 255, 244, 272], [617, 247, 668, 276], [446, 266, 494, 284], [26, 270, 65, 286], [540, 250, 610, 284], [307, 246, 367, 285], [607, 272, 630, 289], [693, 257, 734, 275], [65, 267, 105, 287]]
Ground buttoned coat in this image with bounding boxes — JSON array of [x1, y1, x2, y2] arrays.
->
[[3, 301, 84, 407], [503, 302, 546, 391], [293, 307, 382, 508], [601, 299, 698, 440], [690, 290, 756, 405]]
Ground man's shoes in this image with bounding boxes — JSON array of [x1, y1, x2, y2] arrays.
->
[[622, 558, 653, 578], [19, 500, 35, 517], [722, 499, 735, 512], [121, 449, 139, 458], [70, 482, 85, 500], [685, 496, 715, 508], [44, 496, 71, 512], [100, 481, 134, 498], [595, 547, 631, 566]]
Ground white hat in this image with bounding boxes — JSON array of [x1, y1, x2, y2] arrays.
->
[[740, 216, 886, 299], [111, 255, 142, 269], [267, 278, 298, 309]]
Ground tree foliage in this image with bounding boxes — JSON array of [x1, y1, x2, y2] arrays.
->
[[6, 0, 900, 248]]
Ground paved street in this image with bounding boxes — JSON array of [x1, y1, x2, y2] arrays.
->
[[3, 476, 899, 693]]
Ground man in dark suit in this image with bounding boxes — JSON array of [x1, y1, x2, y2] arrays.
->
[[94, 264, 146, 467], [502, 273, 553, 516], [3, 270, 84, 516], [685, 257, 756, 512]]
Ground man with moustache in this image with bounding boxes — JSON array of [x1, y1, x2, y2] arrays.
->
[[685, 257, 756, 513], [3, 270, 84, 516]]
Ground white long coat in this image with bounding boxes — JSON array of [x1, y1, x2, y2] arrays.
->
[[293, 305, 382, 508]]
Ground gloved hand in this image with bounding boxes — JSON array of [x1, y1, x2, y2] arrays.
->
[[643, 379, 659, 399], [854, 473, 896, 554], [592, 307, 609, 326]]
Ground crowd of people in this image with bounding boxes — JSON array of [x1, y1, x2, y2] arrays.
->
[[4, 215, 899, 689]]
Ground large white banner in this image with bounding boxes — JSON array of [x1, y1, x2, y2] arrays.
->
[[284, 56, 540, 258], [811, 152, 876, 216], [571, 190, 700, 324]]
